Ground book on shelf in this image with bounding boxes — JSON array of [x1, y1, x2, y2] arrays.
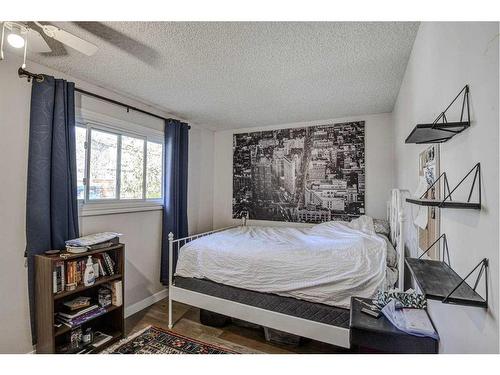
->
[[97, 258, 107, 276], [65, 261, 79, 287], [91, 331, 113, 348], [96, 254, 107, 275], [66, 246, 88, 254], [63, 296, 91, 310], [107, 280, 123, 307], [58, 305, 99, 320], [52, 261, 65, 293], [65, 238, 119, 254], [56, 306, 108, 328], [101, 252, 115, 275], [88, 238, 119, 250], [60, 254, 116, 292]]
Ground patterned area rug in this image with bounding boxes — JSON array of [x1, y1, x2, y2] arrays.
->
[[103, 326, 237, 354]]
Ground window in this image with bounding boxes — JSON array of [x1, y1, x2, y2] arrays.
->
[[120, 135, 144, 199], [75, 119, 163, 207], [89, 129, 118, 199], [145, 141, 163, 200]]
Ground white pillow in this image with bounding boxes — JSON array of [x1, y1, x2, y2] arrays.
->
[[373, 218, 390, 237], [309, 215, 375, 235]]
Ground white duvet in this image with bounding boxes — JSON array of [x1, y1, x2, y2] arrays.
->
[[175, 216, 390, 308]]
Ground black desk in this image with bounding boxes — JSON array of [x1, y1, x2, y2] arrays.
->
[[349, 297, 439, 354]]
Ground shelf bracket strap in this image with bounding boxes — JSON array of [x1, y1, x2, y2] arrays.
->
[[431, 85, 470, 127], [442, 258, 489, 307], [418, 233, 450, 266]]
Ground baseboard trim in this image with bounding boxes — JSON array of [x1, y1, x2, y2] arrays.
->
[[124, 288, 168, 318]]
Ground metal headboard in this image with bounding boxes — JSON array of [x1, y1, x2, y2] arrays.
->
[[168, 216, 248, 289], [388, 188, 409, 290]]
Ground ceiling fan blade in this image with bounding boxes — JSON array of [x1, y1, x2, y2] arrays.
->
[[27, 29, 52, 53], [73, 22, 159, 66], [27, 21, 67, 56], [43, 25, 98, 56]]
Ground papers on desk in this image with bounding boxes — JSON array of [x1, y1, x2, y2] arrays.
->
[[381, 300, 438, 339]]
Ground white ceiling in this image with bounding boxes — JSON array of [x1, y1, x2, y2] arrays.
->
[[24, 22, 419, 130]]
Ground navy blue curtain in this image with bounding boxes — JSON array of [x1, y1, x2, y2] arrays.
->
[[160, 119, 189, 285], [26, 75, 80, 343]]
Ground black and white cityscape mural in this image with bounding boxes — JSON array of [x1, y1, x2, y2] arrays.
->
[[232, 121, 365, 223]]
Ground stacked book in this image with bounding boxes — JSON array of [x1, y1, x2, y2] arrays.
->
[[63, 296, 91, 310], [53, 252, 117, 295], [53, 261, 66, 293], [56, 304, 108, 328], [107, 280, 123, 306], [65, 232, 121, 254], [96, 252, 116, 276], [65, 259, 87, 287]]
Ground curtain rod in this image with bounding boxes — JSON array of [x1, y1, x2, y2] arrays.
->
[[18, 67, 190, 129]]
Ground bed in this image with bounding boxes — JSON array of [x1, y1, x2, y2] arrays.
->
[[167, 189, 407, 348]]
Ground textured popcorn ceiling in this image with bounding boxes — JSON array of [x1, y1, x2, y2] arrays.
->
[[26, 22, 419, 130]]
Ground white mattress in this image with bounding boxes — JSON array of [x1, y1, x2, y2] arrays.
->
[[175, 216, 393, 309]]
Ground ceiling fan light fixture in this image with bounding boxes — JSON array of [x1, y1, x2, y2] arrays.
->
[[7, 30, 25, 48]]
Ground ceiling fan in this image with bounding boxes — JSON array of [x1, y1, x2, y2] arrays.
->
[[0, 21, 98, 67]]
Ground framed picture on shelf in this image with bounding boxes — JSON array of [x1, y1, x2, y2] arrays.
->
[[418, 144, 441, 259]]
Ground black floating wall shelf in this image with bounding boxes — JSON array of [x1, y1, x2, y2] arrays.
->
[[405, 234, 489, 308], [406, 163, 481, 209], [405, 85, 470, 144]]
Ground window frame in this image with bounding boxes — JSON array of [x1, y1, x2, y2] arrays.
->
[[75, 109, 164, 216]]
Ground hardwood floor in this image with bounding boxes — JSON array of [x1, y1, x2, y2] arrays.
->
[[125, 297, 353, 354]]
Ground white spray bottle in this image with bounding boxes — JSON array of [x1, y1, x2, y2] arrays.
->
[[84, 255, 96, 286]]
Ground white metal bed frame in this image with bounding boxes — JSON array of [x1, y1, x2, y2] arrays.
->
[[167, 189, 406, 348]]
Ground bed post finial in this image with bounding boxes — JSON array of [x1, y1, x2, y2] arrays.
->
[[168, 232, 174, 241], [241, 211, 248, 226], [397, 196, 406, 292], [389, 189, 408, 292]]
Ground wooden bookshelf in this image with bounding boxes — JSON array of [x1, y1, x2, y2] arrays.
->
[[35, 244, 125, 354]]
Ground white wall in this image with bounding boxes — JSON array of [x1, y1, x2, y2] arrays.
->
[[188, 126, 215, 234], [393, 22, 499, 353], [213, 113, 394, 228], [0, 54, 214, 353]]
